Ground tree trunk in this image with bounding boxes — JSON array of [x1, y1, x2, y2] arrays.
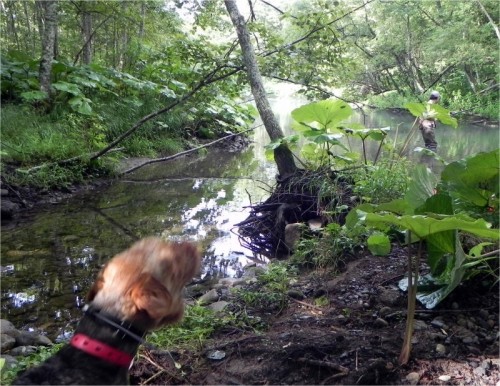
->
[[224, 0, 297, 177], [82, 5, 93, 64], [39, 0, 58, 95]]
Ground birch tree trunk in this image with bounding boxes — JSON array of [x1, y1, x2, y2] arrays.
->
[[224, 0, 298, 177], [39, 0, 58, 95]]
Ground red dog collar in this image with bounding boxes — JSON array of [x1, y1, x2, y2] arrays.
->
[[70, 333, 134, 368]]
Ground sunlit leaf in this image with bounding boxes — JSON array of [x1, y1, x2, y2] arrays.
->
[[367, 233, 391, 256]]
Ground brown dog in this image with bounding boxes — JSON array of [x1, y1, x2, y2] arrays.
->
[[14, 237, 201, 385]]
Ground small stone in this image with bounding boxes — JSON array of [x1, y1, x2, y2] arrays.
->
[[0, 189, 9, 196], [462, 336, 479, 344], [374, 318, 389, 328], [406, 372, 420, 385], [473, 366, 486, 376], [197, 289, 219, 306], [379, 306, 392, 317], [478, 309, 489, 320], [436, 343, 446, 354], [413, 319, 427, 331], [9, 346, 37, 356], [0, 334, 16, 351], [487, 319, 495, 328], [438, 375, 451, 382], [0, 319, 17, 335], [206, 350, 225, 360], [431, 318, 447, 329], [208, 301, 229, 313], [287, 289, 305, 300], [451, 302, 459, 309]]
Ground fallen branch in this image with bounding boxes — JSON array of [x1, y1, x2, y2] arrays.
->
[[119, 127, 256, 175], [18, 148, 124, 174]]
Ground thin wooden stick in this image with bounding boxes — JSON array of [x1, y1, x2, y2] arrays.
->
[[120, 127, 256, 175]]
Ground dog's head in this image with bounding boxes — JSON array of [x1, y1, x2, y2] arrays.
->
[[87, 238, 201, 330]]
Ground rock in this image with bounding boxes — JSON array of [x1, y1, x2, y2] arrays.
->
[[208, 301, 229, 313], [379, 288, 400, 306], [405, 372, 420, 385], [1, 200, 20, 220], [1, 333, 16, 351], [287, 289, 305, 300], [284, 223, 306, 250], [11, 330, 52, 347], [379, 306, 392, 318], [0, 189, 9, 196], [0, 319, 18, 336], [473, 366, 486, 376], [438, 375, 451, 381], [436, 343, 446, 354], [430, 318, 447, 329], [9, 345, 38, 356], [243, 266, 266, 278], [206, 350, 225, 360], [451, 302, 459, 309], [197, 289, 219, 306], [413, 319, 427, 331], [307, 218, 323, 231], [373, 318, 389, 328], [0, 355, 18, 369]]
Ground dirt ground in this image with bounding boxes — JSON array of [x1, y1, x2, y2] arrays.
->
[[130, 247, 499, 385]]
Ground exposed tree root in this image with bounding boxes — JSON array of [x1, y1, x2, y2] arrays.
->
[[236, 168, 355, 258]]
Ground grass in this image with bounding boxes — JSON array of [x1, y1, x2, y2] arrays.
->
[[0, 343, 64, 385]]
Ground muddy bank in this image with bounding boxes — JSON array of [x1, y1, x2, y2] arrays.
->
[[130, 249, 499, 385]]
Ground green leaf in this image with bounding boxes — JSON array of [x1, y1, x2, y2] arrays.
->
[[362, 212, 499, 240], [68, 96, 93, 115], [404, 164, 438, 213], [52, 81, 82, 96], [367, 233, 391, 256], [441, 149, 499, 207], [291, 99, 352, 131], [20, 90, 48, 102], [404, 102, 426, 118]]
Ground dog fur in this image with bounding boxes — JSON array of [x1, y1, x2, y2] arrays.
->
[[13, 237, 201, 385]]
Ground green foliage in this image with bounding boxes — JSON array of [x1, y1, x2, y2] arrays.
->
[[147, 304, 227, 351], [288, 99, 390, 168], [0, 344, 64, 385], [351, 159, 410, 204], [405, 102, 458, 128], [350, 150, 499, 308], [234, 262, 296, 312], [293, 222, 360, 269]]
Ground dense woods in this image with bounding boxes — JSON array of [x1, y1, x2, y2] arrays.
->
[[1, 0, 498, 187]]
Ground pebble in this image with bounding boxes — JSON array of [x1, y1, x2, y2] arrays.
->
[[478, 309, 489, 320], [374, 318, 389, 328], [436, 343, 446, 354], [431, 318, 447, 329], [451, 302, 459, 309], [473, 366, 486, 376], [413, 319, 427, 331], [438, 375, 451, 381], [379, 306, 392, 317], [405, 372, 420, 385]]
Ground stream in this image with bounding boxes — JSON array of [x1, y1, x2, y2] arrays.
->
[[1, 92, 498, 339]]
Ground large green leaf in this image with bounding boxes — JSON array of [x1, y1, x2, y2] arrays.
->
[[404, 102, 457, 128], [52, 81, 82, 96], [404, 164, 438, 214], [360, 211, 499, 240], [68, 96, 93, 115], [441, 149, 499, 207], [291, 99, 352, 131]]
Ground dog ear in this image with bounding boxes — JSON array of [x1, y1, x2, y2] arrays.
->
[[128, 273, 180, 323]]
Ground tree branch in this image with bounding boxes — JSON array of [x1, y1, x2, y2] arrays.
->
[[119, 127, 257, 175]]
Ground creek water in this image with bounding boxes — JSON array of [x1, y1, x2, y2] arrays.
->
[[1, 93, 498, 338]]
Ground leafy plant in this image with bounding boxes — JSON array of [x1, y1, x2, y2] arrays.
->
[[0, 343, 64, 385], [349, 149, 499, 364]]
